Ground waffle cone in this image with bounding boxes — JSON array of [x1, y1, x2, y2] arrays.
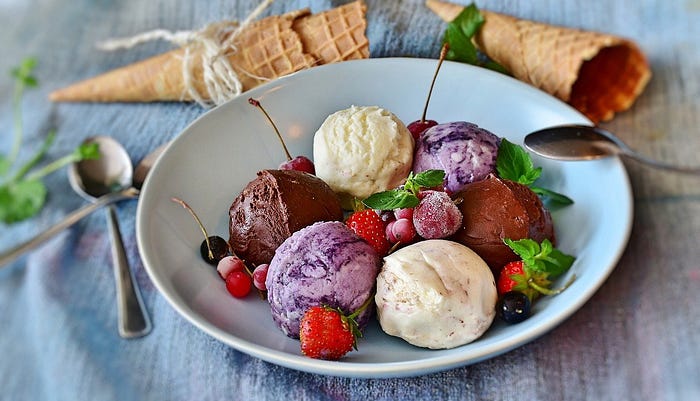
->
[[293, 0, 369, 64], [426, 0, 651, 123], [49, 1, 369, 103]]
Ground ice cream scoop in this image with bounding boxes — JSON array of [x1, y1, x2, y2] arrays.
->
[[228, 169, 343, 266], [375, 239, 497, 349], [265, 221, 381, 339], [451, 174, 555, 272], [313, 105, 414, 207], [412, 121, 500, 194]]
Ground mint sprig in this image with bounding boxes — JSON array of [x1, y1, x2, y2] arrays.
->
[[496, 138, 573, 207], [0, 57, 100, 224], [442, 3, 507, 74], [362, 170, 445, 210], [504, 238, 575, 278]]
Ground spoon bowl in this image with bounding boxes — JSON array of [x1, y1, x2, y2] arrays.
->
[[524, 124, 700, 175], [69, 136, 152, 339]]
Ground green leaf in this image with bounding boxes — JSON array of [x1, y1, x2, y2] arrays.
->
[[363, 190, 420, 210], [0, 179, 47, 224], [442, 3, 507, 73], [496, 138, 541, 185], [531, 186, 575, 207], [11, 57, 38, 87], [0, 155, 9, 177], [75, 142, 101, 160], [411, 169, 445, 188], [504, 238, 575, 277]]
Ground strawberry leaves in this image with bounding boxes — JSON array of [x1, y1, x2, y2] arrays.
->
[[505, 238, 575, 278]]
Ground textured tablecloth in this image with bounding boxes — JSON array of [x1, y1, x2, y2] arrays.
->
[[1, 1, 699, 400]]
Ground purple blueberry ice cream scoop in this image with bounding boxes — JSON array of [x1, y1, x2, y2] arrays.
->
[[265, 221, 381, 339], [412, 121, 501, 193]]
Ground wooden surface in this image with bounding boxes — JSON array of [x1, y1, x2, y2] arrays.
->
[[1, 1, 699, 400]]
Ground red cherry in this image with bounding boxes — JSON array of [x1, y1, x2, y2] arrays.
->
[[407, 119, 438, 139], [409, 44, 448, 140], [280, 155, 315, 174]]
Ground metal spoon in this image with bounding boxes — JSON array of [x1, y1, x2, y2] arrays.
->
[[67, 136, 152, 339], [524, 124, 700, 175], [0, 143, 164, 268]]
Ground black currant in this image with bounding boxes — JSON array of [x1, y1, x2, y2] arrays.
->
[[497, 291, 532, 324], [200, 235, 229, 266]]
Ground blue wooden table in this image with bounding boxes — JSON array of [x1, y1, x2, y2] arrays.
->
[[1, 1, 699, 400]]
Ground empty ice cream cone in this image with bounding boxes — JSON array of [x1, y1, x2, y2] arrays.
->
[[426, 0, 651, 123], [49, 1, 369, 104]]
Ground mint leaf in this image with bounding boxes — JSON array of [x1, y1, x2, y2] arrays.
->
[[496, 138, 541, 185], [362, 169, 447, 210], [442, 3, 506, 73], [0, 179, 47, 224], [531, 186, 574, 207], [10, 57, 38, 87], [363, 190, 420, 210], [496, 139, 574, 206], [411, 169, 445, 188]]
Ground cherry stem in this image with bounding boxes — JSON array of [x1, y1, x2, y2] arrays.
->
[[248, 97, 292, 161], [420, 43, 449, 123], [171, 197, 213, 260]]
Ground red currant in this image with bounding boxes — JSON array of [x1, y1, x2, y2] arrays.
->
[[225, 271, 252, 298]]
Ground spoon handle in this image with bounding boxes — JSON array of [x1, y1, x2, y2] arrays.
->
[[104, 204, 152, 339], [622, 150, 700, 175], [0, 188, 139, 269]]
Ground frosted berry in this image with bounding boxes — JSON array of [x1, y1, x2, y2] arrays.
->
[[252, 264, 269, 291], [412, 190, 462, 239], [217, 255, 246, 280], [386, 218, 417, 244]]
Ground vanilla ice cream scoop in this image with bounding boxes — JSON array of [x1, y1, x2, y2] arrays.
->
[[375, 240, 497, 349], [313, 106, 414, 207]]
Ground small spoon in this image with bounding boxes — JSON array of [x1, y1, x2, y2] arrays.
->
[[524, 124, 700, 175], [68, 136, 152, 339], [0, 144, 165, 268]]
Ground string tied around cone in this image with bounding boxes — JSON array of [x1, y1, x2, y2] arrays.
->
[[95, 0, 274, 107]]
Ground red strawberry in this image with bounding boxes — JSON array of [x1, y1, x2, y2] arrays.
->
[[345, 210, 391, 255], [497, 238, 577, 302], [299, 305, 361, 360], [497, 261, 549, 302]]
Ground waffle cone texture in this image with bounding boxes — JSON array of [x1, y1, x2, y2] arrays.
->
[[49, 1, 369, 104], [426, 0, 651, 123]]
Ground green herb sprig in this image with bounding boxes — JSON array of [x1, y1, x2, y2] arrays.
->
[[362, 170, 445, 210], [0, 57, 100, 224], [442, 3, 507, 74], [496, 138, 573, 207]]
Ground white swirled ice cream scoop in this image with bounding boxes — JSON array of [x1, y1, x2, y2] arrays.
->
[[375, 239, 497, 349], [313, 105, 414, 208]]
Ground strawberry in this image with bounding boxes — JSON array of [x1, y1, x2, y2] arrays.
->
[[298, 294, 374, 360], [345, 209, 391, 255], [299, 305, 358, 360], [497, 238, 577, 302]]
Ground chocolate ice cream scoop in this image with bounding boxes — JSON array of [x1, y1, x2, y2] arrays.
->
[[412, 121, 500, 193], [451, 175, 555, 272], [228, 169, 343, 266]]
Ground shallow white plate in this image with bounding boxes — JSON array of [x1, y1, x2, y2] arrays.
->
[[136, 58, 632, 378]]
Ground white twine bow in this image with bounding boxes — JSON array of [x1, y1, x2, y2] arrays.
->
[[96, 0, 274, 107]]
